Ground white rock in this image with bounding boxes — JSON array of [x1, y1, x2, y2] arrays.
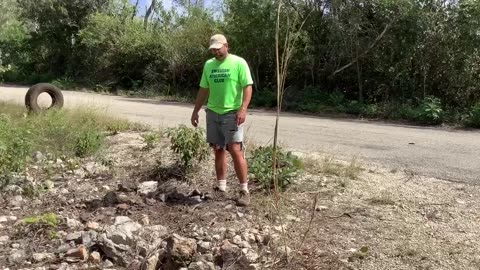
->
[[137, 181, 158, 195], [32, 252, 55, 262], [66, 218, 82, 229]]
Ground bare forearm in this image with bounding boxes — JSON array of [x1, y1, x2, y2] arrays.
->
[[240, 85, 253, 111], [193, 88, 209, 113]]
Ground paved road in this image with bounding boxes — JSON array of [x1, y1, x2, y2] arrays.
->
[[1, 85, 479, 183]]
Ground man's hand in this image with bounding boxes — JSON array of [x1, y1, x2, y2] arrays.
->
[[236, 109, 247, 125], [191, 112, 199, 127]]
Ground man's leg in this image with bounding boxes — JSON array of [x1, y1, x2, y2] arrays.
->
[[227, 143, 248, 184], [228, 143, 250, 206], [214, 145, 228, 191]]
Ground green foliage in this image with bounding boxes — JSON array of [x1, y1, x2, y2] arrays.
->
[[50, 77, 75, 90], [0, 103, 138, 189], [247, 145, 303, 192], [23, 212, 60, 227], [0, 114, 34, 187], [466, 103, 480, 128], [165, 125, 210, 169], [142, 132, 161, 150], [21, 212, 61, 239], [74, 129, 104, 157], [415, 96, 444, 125]]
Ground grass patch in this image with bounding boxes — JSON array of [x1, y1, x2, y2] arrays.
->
[[0, 102, 145, 188], [304, 155, 363, 179], [23, 212, 60, 227]]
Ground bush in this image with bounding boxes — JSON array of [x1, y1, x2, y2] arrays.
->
[[414, 96, 444, 125], [361, 104, 380, 118], [0, 114, 33, 187], [247, 145, 303, 192], [74, 128, 104, 157], [465, 103, 480, 128], [165, 125, 210, 169]]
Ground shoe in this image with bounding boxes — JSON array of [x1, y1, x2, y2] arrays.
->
[[236, 190, 250, 207], [212, 186, 226, 200]]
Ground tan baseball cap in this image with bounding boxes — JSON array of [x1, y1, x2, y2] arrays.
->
[[208, 34, 227, 50]]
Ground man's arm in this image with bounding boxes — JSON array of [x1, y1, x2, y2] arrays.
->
[[236, 85, 252, 125], [191, 88, 209, 127]]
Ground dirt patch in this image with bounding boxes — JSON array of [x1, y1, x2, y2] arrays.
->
[[1, 132, 479, 269]]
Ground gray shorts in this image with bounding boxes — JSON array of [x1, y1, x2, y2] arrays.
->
[[206, 108, 244, 149]]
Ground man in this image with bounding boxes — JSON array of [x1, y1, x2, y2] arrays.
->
[[191, 34, 253, 206]]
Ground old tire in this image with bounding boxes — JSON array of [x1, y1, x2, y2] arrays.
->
[[25, 83, 64, 113]]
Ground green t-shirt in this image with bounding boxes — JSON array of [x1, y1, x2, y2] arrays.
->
[[199, 54, 253, 114]]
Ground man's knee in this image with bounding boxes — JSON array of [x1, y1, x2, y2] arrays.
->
[[227, 142, 243, 153]]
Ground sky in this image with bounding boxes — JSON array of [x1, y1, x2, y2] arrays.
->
[[130, 0, 216, 14]]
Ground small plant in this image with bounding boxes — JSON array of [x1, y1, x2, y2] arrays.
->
[[74, 128, 104, 157], [19, 213, 61, 240], [23, 213, 60, 227], [142, 132, 161, 150], [247, 145, 303, 191], [415, 96, 443, 125], [165, 125, 210, 169]]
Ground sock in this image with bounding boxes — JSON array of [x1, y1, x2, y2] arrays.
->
[[217, 180, 227, 191], [240, 183, 249, 193]]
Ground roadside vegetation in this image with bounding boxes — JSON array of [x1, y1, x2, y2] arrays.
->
[[0, 102, 146, 188]]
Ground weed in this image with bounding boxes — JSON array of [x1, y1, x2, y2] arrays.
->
[[23, 213, 60, 227], [142, 132, 161, 150], [248, 145, 303, 191], [74, 129, 104, 157], [164, 125, 209, 170]]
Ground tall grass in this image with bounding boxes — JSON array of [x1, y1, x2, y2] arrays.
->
[[0, 102, 144, 187]]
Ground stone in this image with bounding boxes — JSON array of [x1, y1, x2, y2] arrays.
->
[[220, 240, 241, 266], [98, 232, 131, 266], [240, 248, 259, 265], [197, 241, 211, 253], [140, 215, 150, 225], [8, 250, 26, 264], [232, 235, 242, 245], [285, 215, 300, 222], [33, 151, 44, 162], [103, 259, 114, 268], [249, 264, 261, 270], [166, 234, 197, 267], [9, 195, 24, 207], [106, 216, 142, 246], [89, 251, 101, 264], [44, 180, 55, 190], [0, 235, 9, 242], [66, 218, 82, 229], [138, 181, 158, 195], [66, 245, 88, 260], [82, 230, 98, 248], [32, 252, 55, 262], [66, 232, 83, 243], [242, 233, 256, 243], [203, 253, 214, 262], [56, 244, 72, 254], [188, 261, 206, 270], [84, 162, 100, 175], [225, 229, 236, 239], [143, 253, 159, 270], [86, 221, 100, 230], [191, 195, 203, 203]]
